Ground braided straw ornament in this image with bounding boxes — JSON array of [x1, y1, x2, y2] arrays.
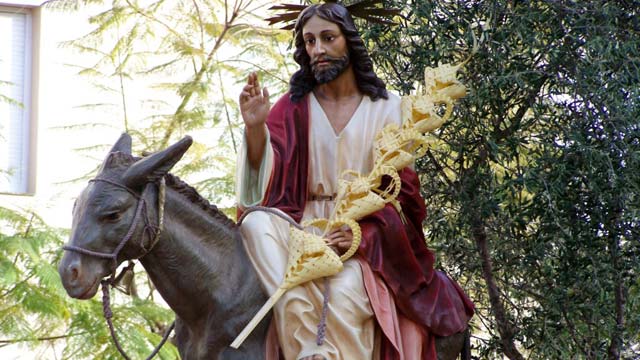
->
[[231, 60, 468, 348], [330, 58, 470, 260]]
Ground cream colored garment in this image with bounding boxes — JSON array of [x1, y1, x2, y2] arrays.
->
[[238, 93, 402, 360]]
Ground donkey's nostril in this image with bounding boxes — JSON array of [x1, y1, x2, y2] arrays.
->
[[63, 260, 81, 283], [70, 266, 79, 281]]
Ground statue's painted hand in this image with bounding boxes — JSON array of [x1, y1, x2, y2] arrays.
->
[[239, 72, 270, 130], [325, 227, 353, 256]]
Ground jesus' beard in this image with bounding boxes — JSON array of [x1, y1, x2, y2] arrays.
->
[[311, 54, 350, 84]]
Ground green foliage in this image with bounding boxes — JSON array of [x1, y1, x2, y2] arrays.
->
[[0, 80, 24, 108], [364, 0, 639, 358], [0, 206, 178, 358]]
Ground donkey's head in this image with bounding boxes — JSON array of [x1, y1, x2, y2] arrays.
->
[[59, 134, 192, 299]]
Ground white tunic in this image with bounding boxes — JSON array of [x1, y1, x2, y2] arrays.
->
[[237, 92, 402, 360]]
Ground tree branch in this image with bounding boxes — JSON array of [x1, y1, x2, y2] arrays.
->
[[216, 59, 237, 154], [159, 2, 243, 148], [425, 149, 455, 188], [607, 199, 625, 360], [472, 220, 524, 360], [0, 332, 87, 345]]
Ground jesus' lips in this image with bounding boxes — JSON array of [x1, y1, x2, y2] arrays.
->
[[312, 56, 340, 68]]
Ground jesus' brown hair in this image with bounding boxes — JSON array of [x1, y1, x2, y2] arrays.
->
[[289, 3, 388, 102]]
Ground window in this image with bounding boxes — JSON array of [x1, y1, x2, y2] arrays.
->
[[0, 5, 38, 195]]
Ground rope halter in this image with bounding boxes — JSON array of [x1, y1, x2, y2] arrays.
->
[[62, 177, 171, 360], [62, 177, 166, 282]]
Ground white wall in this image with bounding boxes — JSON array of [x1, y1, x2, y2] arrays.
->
[[0, 4, 136, 229]]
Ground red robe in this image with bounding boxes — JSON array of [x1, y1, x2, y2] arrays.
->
[[261, 93, 474, 359]]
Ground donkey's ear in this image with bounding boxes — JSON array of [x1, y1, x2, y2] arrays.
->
[[98, 133, 133, 172], [122, 136, 193, 188], [109, 133, 132, 155]]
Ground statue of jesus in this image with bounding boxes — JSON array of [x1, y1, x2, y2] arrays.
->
[[236, 3, 474, 359]]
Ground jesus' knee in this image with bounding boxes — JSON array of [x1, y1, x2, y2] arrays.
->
[[239, 210, 291, 293]]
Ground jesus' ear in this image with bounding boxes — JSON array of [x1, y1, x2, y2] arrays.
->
[[121, 136, 193, 188]]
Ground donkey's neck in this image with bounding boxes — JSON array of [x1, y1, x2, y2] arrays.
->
[[139, 189, 256, 327]]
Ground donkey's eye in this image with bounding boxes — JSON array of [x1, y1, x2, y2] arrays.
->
[[103, 211, 123, 222]]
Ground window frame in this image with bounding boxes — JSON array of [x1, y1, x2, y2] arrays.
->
[[0, 4, 39, 196]]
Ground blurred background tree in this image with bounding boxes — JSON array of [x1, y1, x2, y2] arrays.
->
[[362, 0, 639, 358], [0, 206, 179, 359], [50, 0, 295, 207]]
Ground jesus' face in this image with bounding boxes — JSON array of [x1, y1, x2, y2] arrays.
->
[[302, 15, 350, 84]]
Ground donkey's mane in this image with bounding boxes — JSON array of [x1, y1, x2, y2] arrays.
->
[[107, 151, 237, 229], [164, 173, 237, 229]]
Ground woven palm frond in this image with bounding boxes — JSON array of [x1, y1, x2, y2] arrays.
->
[[230, 217, 345, 349]]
